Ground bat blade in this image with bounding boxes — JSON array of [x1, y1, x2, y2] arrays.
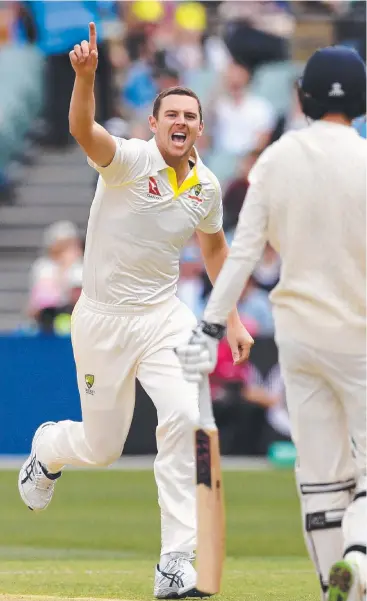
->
[[195, 426, 225, 595]]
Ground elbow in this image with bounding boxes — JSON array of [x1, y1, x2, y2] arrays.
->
[[69, 116, 78, 139], [69, 118, 92, 145]]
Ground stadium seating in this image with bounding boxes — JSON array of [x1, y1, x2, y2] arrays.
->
[[0, 44, 44, 173]]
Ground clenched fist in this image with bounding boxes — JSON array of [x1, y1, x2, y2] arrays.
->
[[69, 22, 98, 76]]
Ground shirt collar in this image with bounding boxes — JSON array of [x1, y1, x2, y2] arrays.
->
[[148, 137, 168, 173], [148, 136, 202, 198], [311, 121, 358, 136]]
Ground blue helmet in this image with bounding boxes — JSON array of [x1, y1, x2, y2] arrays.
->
[[298, 46, 366, 120]]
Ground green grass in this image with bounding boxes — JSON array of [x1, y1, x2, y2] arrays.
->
[[0, 470, 319, 600]]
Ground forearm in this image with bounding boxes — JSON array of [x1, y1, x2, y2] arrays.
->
[[203, 254, 255, 326], [69, 74, 96, 138], [204, 186, 268, 325]]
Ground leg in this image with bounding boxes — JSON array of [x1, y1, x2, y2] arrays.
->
[[278, 340, 356, 600], [327, 352, 367, 596], [137, 300, 201, 598], [37, 303, 138, 470], [138, 301, 199, 556], [19, 302, 139, 511]]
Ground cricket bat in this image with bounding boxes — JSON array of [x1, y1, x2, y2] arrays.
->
[[195, 376, 225, 595]]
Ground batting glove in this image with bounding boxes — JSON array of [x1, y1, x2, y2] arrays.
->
[[175, 321, 226, 383]]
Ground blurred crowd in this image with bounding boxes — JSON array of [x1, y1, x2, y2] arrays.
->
[[0, 0, 365, 453]]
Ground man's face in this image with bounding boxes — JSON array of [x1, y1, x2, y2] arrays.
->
[[149, 94, 203, 159], [225, 62, 250, 94]]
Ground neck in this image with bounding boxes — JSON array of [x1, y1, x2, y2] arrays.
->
[[321, 114, 352, 127], [159, 148, 193, 187], [230, 88, 244, 103]]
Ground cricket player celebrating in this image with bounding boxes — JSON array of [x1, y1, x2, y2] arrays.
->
[[176, 46, 366, 601], [18, 22, 252, 599]]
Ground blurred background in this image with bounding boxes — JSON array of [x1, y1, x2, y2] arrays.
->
[[0, 0, 365, 460]]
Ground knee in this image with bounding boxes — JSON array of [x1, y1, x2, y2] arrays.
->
[[162, 404, 199, 433], [85, 436, 122, 467], [156, 403, 199, 452], [299, 477, 357, 533]]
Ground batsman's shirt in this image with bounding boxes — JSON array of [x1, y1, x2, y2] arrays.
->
[[204, 121, 366, 354], [84, 137, 222, 306]]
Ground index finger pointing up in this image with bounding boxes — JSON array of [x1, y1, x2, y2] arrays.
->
[[89, 22, 97, 49]]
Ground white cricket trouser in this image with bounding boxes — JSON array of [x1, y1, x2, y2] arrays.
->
[[277, 338, 367, 597], [37, 292, 199, 555]]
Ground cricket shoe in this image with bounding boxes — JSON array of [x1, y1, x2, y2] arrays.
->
[[18, 422, 62, 511], [154, 555, 211, 599], [328, 560, 365, 601]]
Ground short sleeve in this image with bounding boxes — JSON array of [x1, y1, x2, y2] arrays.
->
[[87, 137, 149, 186], [197, 174, 223, 234]]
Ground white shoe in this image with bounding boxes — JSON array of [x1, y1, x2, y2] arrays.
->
[[18, 422, 61, 511], [328, 560, 364, 601], [154, 555, 210, 599]]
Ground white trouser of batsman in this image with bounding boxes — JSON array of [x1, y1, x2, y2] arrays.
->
[[277, 338, 367, 600], [36, 293, 199, 556]]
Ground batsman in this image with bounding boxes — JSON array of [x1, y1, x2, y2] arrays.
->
[[176, 46, 367, 601]]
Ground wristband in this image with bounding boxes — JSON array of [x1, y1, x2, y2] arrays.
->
[[200, 320, 226, 340]]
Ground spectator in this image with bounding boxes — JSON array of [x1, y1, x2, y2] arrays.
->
[[0, 169, 15, 204], [168, 1, 207, 72], [154, 67, 180, 93], [270, 81, 308, 143], [334, 0, 366, 61], [64, 259, 83, 312], [237, 275, 275, 336], [0, 2, 17, 44], [222, 149, 262, 231], [177, 237, 205, 319], [294, 1, 350, 17], [122, 30, 159, 116], [28, 221, 83, 318], [220, 0, 295, 70], [210, 316, 258, 402], [209, 60, 277, 156], [20, 1, 114, 148], [125, 0, 165, 31], [252, 243, 281, 293], [211, 322, 288, 455]]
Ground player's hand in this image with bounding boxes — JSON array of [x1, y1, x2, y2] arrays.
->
[[175, 322, 224, 383], [226, 320, 254, 365], [69, 22, 98, 77]]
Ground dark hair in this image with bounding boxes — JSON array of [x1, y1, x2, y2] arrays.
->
[[152, 87, 203, 123]]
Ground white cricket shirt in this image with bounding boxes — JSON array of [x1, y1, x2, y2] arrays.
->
[[204, 121, 366, 354], [84, 137, 223, 306]]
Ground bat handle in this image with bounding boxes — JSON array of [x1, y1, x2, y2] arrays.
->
[[198, 376, 216, 430]]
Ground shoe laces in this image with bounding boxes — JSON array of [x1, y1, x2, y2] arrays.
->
[[34, 469, 55, 492], [165, 555, 193, 573], [27, 457, 54, 492]]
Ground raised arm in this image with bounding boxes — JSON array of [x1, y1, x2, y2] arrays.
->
[[69, 22, 116, 167]]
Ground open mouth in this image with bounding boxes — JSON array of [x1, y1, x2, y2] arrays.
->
[[171, 132, 187, 146]]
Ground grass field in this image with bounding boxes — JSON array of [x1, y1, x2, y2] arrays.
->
[[0, 469, 319, 600]]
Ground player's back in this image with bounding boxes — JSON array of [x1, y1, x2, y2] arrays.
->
[[265, 121, 366, 353]]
